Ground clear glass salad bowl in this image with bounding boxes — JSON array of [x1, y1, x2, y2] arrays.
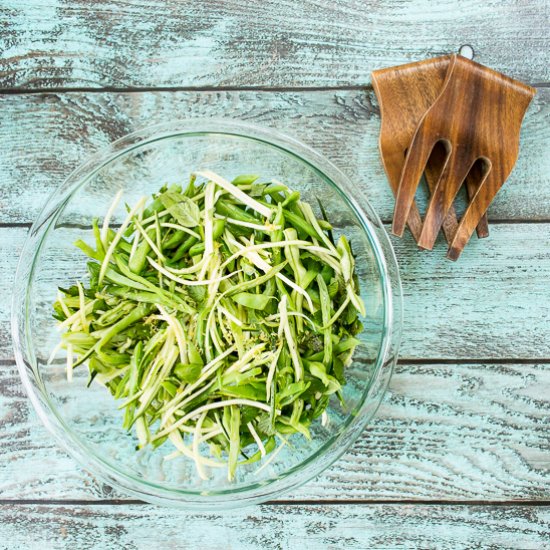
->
[[12, 119, 402, 509]]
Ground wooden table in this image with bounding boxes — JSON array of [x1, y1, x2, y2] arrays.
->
[[1, 1, 549, 548]]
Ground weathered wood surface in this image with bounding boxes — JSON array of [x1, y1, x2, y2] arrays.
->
[[0, 90, 548, 225], [2, 223, 550, 362], [2, 359, 548, 501], [1, 1, 549, 544], [0, 503, 549, 549], [1, 0, 549, 89]]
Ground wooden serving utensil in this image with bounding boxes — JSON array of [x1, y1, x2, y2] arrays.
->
[[372, 55, 489, 245], [392, 54, 536, 260]]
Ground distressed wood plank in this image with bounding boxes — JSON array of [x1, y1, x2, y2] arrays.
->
[[0, 504, 549, 549], [0, 89, 548, 224], [2, 224, 550, 362], [1, 359, 548, 501], [1, 0, 548, 89], [2, 224, 549, 501]]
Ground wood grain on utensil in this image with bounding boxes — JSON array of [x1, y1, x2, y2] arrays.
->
[[392, 55, 535, 259], [372, 56, 489, 244]]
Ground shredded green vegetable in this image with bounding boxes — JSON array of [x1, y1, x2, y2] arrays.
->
[[52, 170, 365, 480]]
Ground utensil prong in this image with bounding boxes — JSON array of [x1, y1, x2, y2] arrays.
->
[[418, 149, 473, 250], [447, 169, 501, 260], [464, 161, 490, 239], [392, 136, 437, 237]]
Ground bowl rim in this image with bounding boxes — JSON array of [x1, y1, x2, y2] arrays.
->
[[11, 118, 403, 509]]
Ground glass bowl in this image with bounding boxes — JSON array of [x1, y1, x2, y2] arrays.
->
[[12, 119, 402, 509]]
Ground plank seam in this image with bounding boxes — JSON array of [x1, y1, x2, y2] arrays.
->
[[0, 85, 372, 95], [400, 358, 550, 365], [2, 358, 550, 367], [0, 499, 548, 507], [3, 220, 550, 231], [0, 83, 548, 95]]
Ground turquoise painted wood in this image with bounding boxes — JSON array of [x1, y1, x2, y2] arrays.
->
[[2, 225, 550, 361], [0, 90, 548, 224], [1, 359, 548, 501], [0, 504, 549, 549], [1, 0, 548, 88], [1, 1, 549, 548]]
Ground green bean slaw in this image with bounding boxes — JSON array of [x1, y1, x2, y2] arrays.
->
[[52, 170, 365, 480]]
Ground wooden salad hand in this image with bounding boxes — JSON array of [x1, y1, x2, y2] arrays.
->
[[392, 55, 535, 259], [372, 55, 488, 245]]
